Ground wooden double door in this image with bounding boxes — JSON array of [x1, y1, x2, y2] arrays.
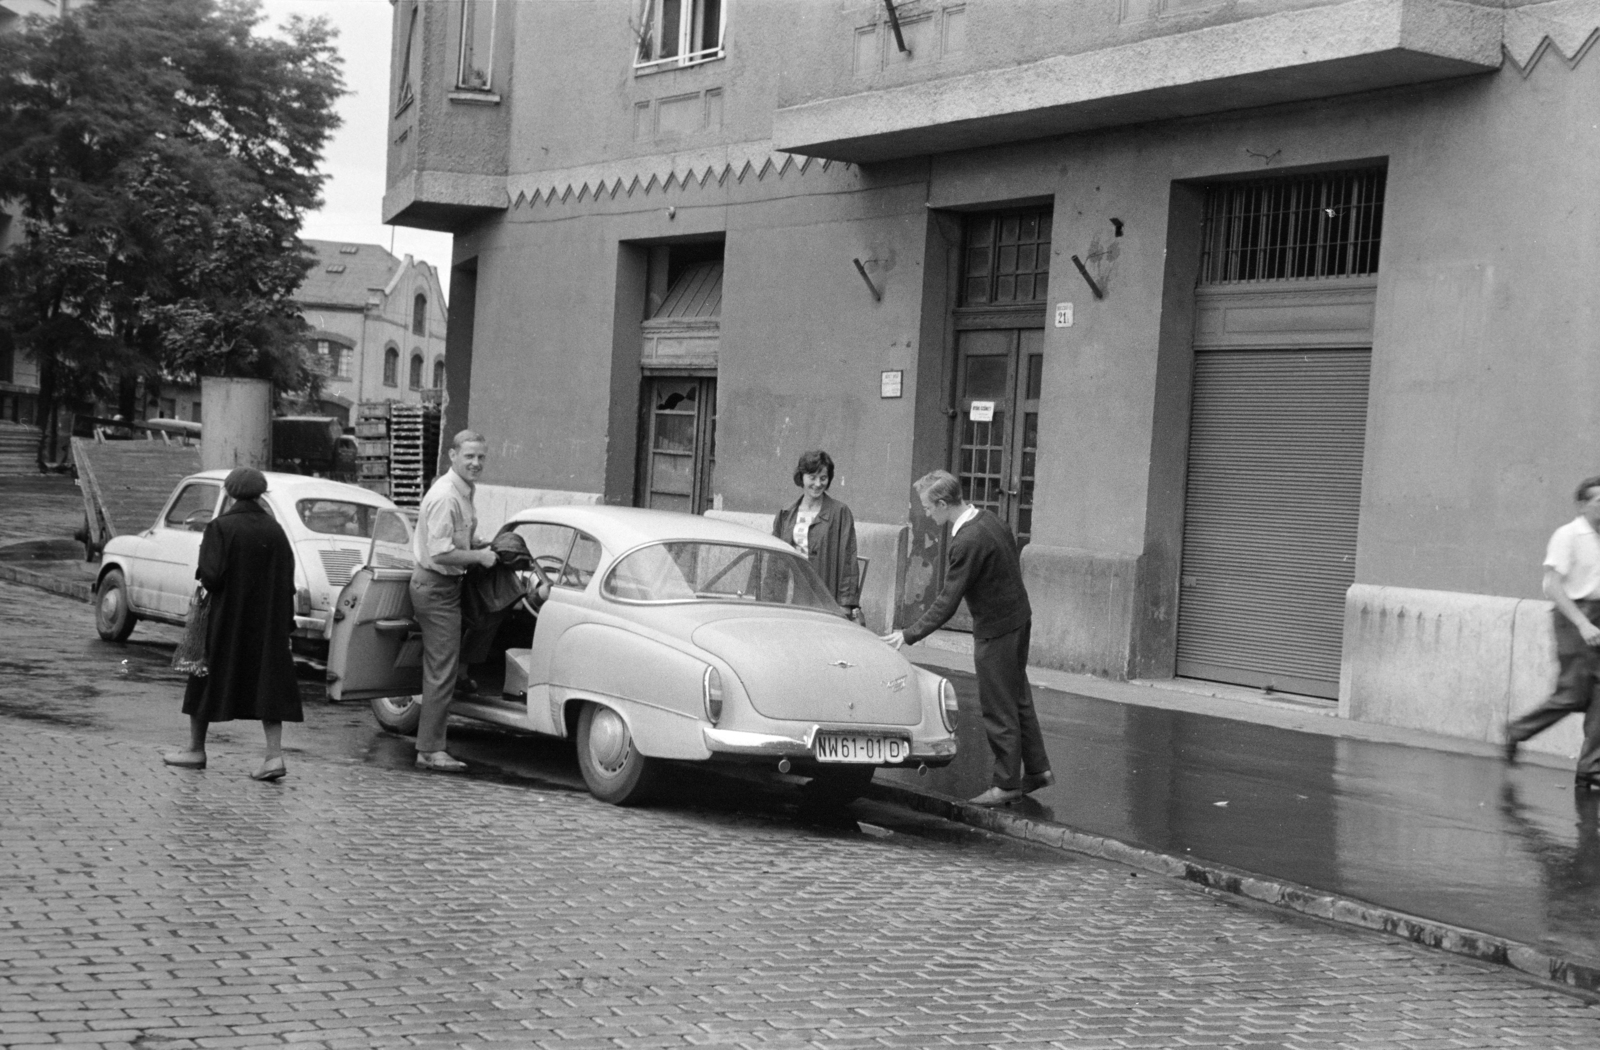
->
[[952, 326, 1043, 547]]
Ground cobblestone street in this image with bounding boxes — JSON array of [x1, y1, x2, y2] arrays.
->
[[5, 701, 1600, 1048]]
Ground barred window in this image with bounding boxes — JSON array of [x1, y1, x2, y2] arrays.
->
[[1199, 169, 1385, 284]]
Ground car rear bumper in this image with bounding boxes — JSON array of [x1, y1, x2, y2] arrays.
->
[[293, 614, 330, 638], [702, 726, 957, 763]]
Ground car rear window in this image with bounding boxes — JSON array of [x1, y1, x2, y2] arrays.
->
[[603, 541, 840, 613], [296, 499, 381, 538]]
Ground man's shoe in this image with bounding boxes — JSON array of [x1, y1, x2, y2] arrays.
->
[[454, 676, 480, 697], [968, 786, 1024, 807], [1577, 773, 1600, 791], [1021, 770, 1055, 794], [162, 750, 206, 770], [415, 751, 468, 773]]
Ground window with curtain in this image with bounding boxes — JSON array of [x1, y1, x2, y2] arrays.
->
[[635, 0, 724, 71], [458, 0, 496, 90]]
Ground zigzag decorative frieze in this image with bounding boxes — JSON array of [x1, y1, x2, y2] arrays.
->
[[1503, 0, 1600, 74], [506, 142, 855, 209]]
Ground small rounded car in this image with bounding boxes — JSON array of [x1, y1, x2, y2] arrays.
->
[[325, 505, 959, 804], [93, 470, 407, 650]]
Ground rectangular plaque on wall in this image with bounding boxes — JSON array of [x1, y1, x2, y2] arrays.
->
[[880, 370, 903, 398]]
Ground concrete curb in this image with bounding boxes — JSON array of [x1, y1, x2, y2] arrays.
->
[[0, 562, 93, 603], [867, 779, 1600, 995]]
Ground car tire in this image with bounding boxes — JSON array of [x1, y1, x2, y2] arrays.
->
[[94, 569, 137, 642], [370, 694, 422, 735], [803, 765, 877, 805], [576, 702, 659, 806]]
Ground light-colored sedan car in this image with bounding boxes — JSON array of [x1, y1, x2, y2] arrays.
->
[[93, 470, 409, 649], [325, 505, 959, 804]]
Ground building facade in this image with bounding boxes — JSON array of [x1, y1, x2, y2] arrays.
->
[[0, 0, 66, 438], [384, 0, 1600, 754], [291, 240, 449, 424]]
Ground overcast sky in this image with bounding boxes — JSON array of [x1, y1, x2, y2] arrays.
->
[[258, 0, 455, 299]]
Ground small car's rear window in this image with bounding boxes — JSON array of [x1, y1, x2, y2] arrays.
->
[[604, 541, 840, 613], [296, 499, 381, 538]]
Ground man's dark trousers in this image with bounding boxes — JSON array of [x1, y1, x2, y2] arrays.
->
[[1509, 603, 1600, 779], [973, 619, 1050, 791]]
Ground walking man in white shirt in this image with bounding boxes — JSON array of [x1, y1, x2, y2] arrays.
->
[[1506, 474, 1600, 789], [409, 430, 499, 773]]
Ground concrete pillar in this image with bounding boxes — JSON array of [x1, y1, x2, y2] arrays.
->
[[200, 377, 272, 471]]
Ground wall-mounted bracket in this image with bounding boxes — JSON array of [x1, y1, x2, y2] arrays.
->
[[1070, 255, 1104, 300], [882, 0, 910, 54], [852, 258, 883, 302]]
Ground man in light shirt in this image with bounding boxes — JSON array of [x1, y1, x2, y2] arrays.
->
[[409, 430, 499, 773], [1506, 474, 1600, 789]]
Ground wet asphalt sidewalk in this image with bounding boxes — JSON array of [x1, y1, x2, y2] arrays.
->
[[894, 640, 1600, 991], [4, 473, 1599, 992]]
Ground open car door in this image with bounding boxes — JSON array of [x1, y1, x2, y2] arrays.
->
[[325, 565, 423, 702]]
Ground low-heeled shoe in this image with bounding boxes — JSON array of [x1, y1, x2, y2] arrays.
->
[[162, 750, 206, 770], [251, 757, 288, 782], [1021, 770, 1055, 794]]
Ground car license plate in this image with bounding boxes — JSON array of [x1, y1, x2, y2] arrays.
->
[[814, 733, 908, 764]]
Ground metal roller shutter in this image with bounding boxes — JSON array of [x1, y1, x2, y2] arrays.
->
[[1176, 348, 1371, 698]]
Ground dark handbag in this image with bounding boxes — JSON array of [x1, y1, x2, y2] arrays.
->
[[171, 586, 211, 677]]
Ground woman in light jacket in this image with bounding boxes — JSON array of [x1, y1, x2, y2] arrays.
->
[[773, 449, 862, 623]]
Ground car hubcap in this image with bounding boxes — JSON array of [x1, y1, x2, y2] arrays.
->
[[588, 707, 631, 774], [376, 696, 417, 719], [100, 589, 121, 623]]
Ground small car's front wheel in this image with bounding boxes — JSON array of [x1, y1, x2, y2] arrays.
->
[[370, 694, 422, 735], [94, 569, 137, 642], [803, 765, 877, 805], [576, 702, 659, 806]]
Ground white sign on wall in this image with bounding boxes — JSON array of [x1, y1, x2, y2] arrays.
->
[[880, 370, 903, 398], [969, 400, 995, 422], [1055, 302, 1073, 327]]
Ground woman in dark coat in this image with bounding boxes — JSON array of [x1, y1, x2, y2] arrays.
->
[[162, 468, 303, 780], [772, 449, 862, 623]]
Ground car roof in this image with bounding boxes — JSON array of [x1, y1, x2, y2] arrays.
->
[[184, 470, 395, 508], [504, 504, 788, 553]]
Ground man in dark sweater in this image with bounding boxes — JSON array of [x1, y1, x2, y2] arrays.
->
[[884, 470, 1053, 806]]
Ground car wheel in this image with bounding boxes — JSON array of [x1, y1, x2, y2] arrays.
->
[[803, 765, 877, 805], [94, 569, 137, 642], [576, 702, 659, 806], [370, 694, 422, 735]]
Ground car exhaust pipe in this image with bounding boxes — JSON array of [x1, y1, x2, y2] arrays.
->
[[918, 763, 928, 776], [778, 758, 791, 774]]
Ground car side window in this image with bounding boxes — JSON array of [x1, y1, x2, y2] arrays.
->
[[163, 483, 222, 530], [511, 523, 576, 581], [564, 532, 602, 588]]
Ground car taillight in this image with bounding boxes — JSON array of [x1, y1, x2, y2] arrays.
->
[[703, 666, 724, 725], [939, 677, 958, 732]]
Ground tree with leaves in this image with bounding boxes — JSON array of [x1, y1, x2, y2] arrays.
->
[[0, 0, 344, 465]]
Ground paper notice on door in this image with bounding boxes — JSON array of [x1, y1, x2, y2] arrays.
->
[[969, 400, 995, 422]]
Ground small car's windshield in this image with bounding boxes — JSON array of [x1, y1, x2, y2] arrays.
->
[[296, 499, 381, 538], [604, 541, 842, 613]]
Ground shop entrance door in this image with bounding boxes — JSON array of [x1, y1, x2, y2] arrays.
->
[[953, 327, 1043, 547]]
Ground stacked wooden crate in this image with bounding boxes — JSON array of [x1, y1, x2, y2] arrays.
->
[[353, 402, 391, 498], [387, 403, 428, 508]]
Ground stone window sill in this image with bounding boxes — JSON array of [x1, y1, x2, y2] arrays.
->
[[449, 91, 502, 105]]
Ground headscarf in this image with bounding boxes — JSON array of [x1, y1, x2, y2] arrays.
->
[[223, 467, 268, 500]]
